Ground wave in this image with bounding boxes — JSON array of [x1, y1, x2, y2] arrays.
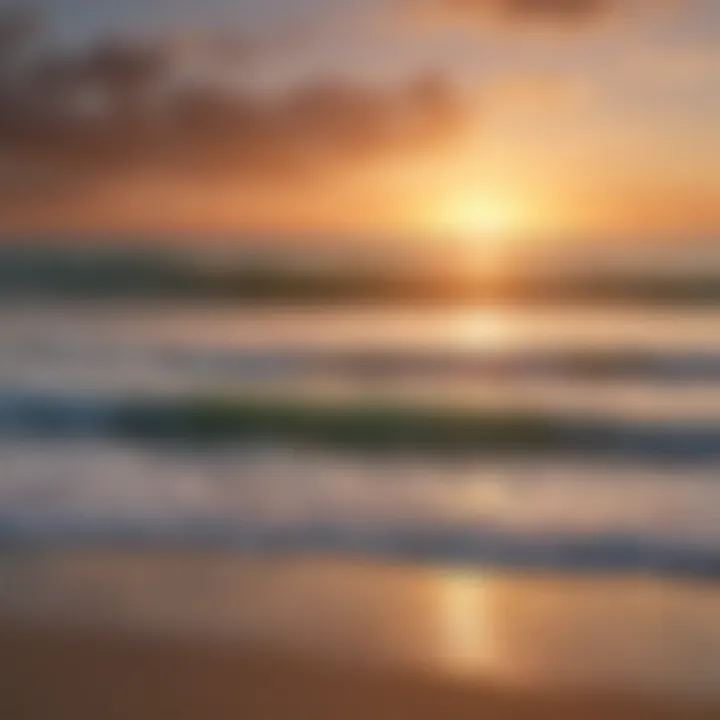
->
[[2, 513, 719, 579], [158, 347, 720, 383], [4, 391, 720, 459]]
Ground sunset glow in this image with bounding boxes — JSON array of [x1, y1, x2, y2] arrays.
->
[[0, 2, 713, 241], [435, 192, 528, 243], [1, 5, 720, 719]]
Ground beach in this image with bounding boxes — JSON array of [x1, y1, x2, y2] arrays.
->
[[3, 619, 719, 720], [1, 304, 720, 720], [0, 550, 719, 719], [0, 0, 717, 711]]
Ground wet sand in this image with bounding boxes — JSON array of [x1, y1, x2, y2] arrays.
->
[[1, 619, 718, 720], [0, 550, 719, 719]]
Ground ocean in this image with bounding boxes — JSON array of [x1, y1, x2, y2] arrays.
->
[[1, 299, 719, 577]]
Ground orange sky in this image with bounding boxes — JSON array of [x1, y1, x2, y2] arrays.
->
[[0, 0, 717, 242]]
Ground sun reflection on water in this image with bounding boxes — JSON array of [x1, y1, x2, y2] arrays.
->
[[449, 308, 520, 352]]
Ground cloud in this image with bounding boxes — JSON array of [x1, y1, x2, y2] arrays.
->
[[449, 0, 608, 22], [0, 9, 465, 222], [407, 0, 676, 29], [0, 6, 38, 54]]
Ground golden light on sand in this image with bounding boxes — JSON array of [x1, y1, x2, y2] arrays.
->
[[438, 570, 493, 674]]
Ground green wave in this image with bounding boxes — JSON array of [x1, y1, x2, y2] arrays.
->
[[113, 396, 575, 449], [10, 392, 720, 457]]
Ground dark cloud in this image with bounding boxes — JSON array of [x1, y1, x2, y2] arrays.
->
[[0, 6, 38, 55], [0, 9, 464, 216], [450, 0, 608, 22], [413, 0, 666, 27]]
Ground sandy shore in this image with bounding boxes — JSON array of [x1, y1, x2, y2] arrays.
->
[[0, 619, 718, 720], [0, 550, 719, 719]]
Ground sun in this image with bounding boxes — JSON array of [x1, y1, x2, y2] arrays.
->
[[437, 193, 522, 242]]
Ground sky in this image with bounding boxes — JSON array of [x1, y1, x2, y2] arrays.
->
[[0, 0, 717, 241]]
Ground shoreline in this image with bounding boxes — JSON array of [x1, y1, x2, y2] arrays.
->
[[1, 549, 719, 718]]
